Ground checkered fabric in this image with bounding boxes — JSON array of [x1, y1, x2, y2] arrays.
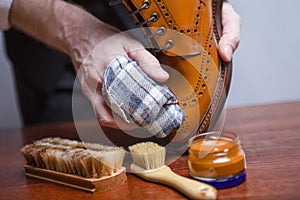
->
[[102, 56, 185, 138]]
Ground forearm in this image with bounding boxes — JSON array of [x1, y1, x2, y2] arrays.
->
[[8, 0, 119, 68]]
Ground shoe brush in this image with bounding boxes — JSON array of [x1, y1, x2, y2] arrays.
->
[[129, 142, 217, 200], [20, 137, 127, 192]]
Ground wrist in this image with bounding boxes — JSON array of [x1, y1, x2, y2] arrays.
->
[[55, 2, 121, 70], [62, 17, 119, 70]]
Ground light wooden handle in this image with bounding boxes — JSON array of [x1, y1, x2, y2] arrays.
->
[[131, 165, 217, 200]]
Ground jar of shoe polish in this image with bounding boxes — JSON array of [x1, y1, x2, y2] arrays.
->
[[188, 132, 246, 189]]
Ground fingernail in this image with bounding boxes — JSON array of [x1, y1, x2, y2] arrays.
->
[[225, 46, 233, 61]]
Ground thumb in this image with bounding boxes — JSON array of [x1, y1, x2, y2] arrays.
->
[[128, 48, 169, 83], [218, 2, 241, 62]]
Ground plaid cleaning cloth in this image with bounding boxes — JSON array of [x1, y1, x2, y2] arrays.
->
[[102, 56, 185, 138]]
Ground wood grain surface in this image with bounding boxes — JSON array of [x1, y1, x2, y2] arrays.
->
[[0, 101, 299, 199]]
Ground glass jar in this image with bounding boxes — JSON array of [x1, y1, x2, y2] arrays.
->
[[188, 132, 246, 189]]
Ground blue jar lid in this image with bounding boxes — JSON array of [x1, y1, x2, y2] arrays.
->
[[191, 170, 246, 189]]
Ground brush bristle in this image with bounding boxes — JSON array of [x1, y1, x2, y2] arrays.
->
[[20, 137, 126, 178], [129, 142, 165, 170]]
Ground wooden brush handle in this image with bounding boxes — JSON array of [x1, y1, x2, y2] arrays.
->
[[131, 165, 217, 200], [25, 165, 127, 193]]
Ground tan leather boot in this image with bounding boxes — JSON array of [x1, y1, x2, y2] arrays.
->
[[106, 0, 232, 151]]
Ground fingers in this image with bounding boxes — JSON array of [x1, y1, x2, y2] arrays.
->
[[77, 28, 170, 130], [78, 63, 136, 130], [126, 42, 169, 83], [92, 90, 137, 130], [218, 2, 242, 62]]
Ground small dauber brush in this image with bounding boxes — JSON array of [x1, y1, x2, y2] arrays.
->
[[129, 142, 217, 200]]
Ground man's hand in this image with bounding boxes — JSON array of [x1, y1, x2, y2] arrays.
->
[[78, 30, 169, 130], [9, 0, 168, 129]]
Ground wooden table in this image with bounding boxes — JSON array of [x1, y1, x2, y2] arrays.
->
[[1, 101, 300, 199]]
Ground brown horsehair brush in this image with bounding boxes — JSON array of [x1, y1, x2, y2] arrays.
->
[[20, 137, 127, 192]]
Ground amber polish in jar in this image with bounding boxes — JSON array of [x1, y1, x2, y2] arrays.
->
[[188, 132, 246, 189]]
